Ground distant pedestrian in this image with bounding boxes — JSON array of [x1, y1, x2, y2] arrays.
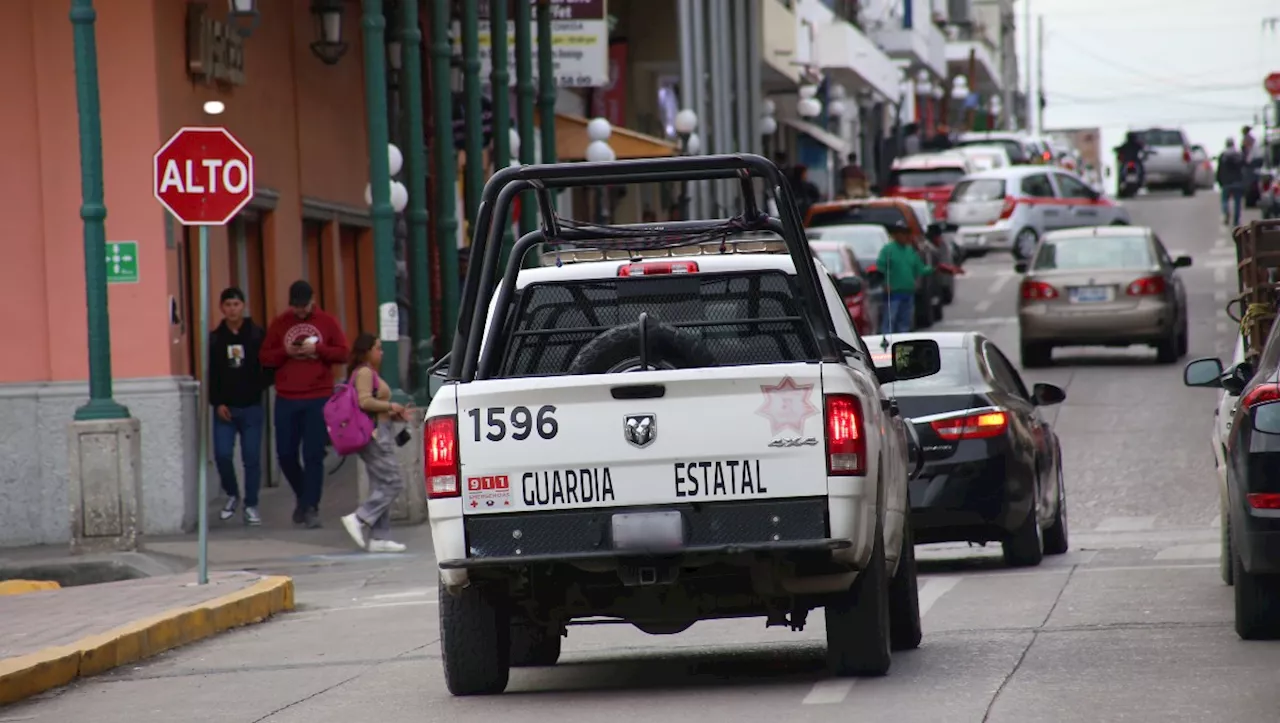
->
[[340, 334, 414, 554], [260, 280, 349, 528], [840, 153, 870, 199], [790, 164, 822, 217], [209, 287, 268, 526], [876, 233, 932, 334], [927, 124, 953, 150], [1217, 138, 1246, 227], [903, 123, 922, 156]]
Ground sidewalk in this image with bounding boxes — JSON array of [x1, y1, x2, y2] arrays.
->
[[0, 571, 292, 705]]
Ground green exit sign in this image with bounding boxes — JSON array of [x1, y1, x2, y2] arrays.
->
[[106, 241, 139, 284]]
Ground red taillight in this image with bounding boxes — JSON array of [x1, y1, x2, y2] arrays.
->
[[1020, 280, 1059, 300], [999, 196, 1018, 219], [1248, 493, 1280, 509], [929, 409, 1009, 441], [824, 394, 866, 476], [1243, 384, 1280, 410], [618, 261, 699, 276], [1125, 276, 1166, 296], [1182, 148, 1191, 163], [934, 203, 948, 221], [865, 263, 877, 273], [424, 415, 460, 498], [1042, 151, 1052, 161], [1125, 161, 1137, 171]]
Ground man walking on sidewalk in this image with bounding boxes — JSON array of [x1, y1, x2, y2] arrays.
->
[[209, 288, 268, 525], [260, 280, 348, 528], [1217, 137, 1246, 227]]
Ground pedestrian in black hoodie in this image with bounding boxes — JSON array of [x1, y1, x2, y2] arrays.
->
[[209, 287, 269, 525]]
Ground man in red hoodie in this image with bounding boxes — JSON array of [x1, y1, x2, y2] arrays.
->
[[260, 280, 349, 528]]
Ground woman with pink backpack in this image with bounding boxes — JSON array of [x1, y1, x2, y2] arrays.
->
[[335, 333, 414, 553]]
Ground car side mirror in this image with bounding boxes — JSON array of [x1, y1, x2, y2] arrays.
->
[[836, 276, 864, 296], [1032, 382, 1066, 406], [1182, 357, 1224, 388], [1173, 255, 1192, 268], [1014, 261, 1029, 273], [888, 338, 942, 382]]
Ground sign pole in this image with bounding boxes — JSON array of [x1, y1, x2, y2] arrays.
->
[[197, 224, 210, 585]]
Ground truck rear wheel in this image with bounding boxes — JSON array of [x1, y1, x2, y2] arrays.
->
[[888, 517, 922, 651], [440, 580, 511, 696], [826, 522, 892, 676]]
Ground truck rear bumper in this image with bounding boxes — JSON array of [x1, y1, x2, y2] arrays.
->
[[439, 538, 851, 569]]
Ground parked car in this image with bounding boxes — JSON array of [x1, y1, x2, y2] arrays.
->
[[1134, 127, 1197, 196], [955, 132, 1037, 165], [957, 144, 1012, 173], [1015, 226, 1191, 367], [1184, 329, 1280, 639], [805, 198, 945, 328], [865, 331, 1069, 567], [945, 166, 1132, 259], [811, 240, 881, 334]]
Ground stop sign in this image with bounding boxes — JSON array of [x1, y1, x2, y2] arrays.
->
[[1266, 72, 1280, 98], [153, 127, 254, 226]]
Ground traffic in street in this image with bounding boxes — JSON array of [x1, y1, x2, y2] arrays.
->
[[10, 187, 1276, 723]]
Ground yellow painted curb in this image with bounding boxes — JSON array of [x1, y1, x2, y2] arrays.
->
[[0, 580, 61, 596], [0, 575, 293, 706]]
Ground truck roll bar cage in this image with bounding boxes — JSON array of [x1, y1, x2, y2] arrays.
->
[[446, 153, 843, 383]]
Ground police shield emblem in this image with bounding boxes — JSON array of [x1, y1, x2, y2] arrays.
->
[[623, 414, 657, 448]]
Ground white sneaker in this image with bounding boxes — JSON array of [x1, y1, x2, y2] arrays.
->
[[340, 513, 367, 550], [367, 539, 407, 553], [219, 497, 238, 521]]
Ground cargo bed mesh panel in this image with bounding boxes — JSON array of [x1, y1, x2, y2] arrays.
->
[[499, 272, 818, 378]]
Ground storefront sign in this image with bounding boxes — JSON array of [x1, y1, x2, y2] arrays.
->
[[590, 41, 627, 127], [187, 2, 246, 87], [451, 0, 609, 88]]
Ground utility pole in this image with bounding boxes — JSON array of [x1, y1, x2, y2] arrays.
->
[[1022, 0, 1032, 132], [489, 0, 514, 270], [514, 0, 537, 245], [1001, 1, 1015, 130], [400, 0, 432, 398], [1036, 14, 1045, 134], [428, 0, 459, 352]]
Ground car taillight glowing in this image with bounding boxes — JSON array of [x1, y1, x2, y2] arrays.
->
[[1182, 148, 1191, 163], [1020, 280, 1058, 300], [1242, 384, 1280, 410], [424, 415, 460, 498], [824, 394, 866, 476], [1042, 151, 1052, 161], [929, 409, 1009, 441], [1248, 493, 1280, 509], [934, 203, 948, 221], [618, 261, 699, 276], [999, 196, 1019, 219], [1125, 276, 1166, 296]]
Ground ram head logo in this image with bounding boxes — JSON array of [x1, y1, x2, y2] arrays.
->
[[623, 414, 657, 449]]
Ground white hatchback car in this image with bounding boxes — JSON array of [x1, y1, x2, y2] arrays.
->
[[944, 166, 1132, 259]]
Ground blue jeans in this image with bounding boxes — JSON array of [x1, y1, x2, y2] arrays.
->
[[1221, 183, 1244, 225], [881, 292, 915, 334], [213, 404, 264, 507], [274, 396, 329, 512]]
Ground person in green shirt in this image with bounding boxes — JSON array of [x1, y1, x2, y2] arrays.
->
[[876, 235, 933, 333]]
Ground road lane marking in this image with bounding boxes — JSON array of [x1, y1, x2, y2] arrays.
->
[[975, 299, 993, 313], [1094, 516, 1156, 532], [371, 588, 435, 600], [918, 576, 961, 616], [1209, 246, 1234, 256], [989, 274, 1012, 295], [1215, 238, 1228, 248], [802, 680, 855, 705], [1153, 544, 1220, 561], [1214, 267, 1227, 284]]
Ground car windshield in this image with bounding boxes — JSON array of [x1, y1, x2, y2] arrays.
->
[[1033, 235, 1154, 270], [807, 206, 909, 229], [889, 168, 966, 188], [869, 347, 972, 391], [815, 250, 845, 271], [958, 138, 1027, 162], [1141, 130, 1184, 147], [950, 179, 1006, 203], [808, 227, 891, 260]]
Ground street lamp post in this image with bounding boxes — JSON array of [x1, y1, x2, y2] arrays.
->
[[70, 0, 129, 421], [585, 118, 617, 223], [428, 0, 460, 351], [399, 0, 433, 400], [514, 0, 538, 254], [461, 0, 483, 227], [490, 0, 515, 270], [537, 0, 558, 166], [674, 109, 698, 219]]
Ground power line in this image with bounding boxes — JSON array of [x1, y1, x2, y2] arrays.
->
[[1045, 31, 1246, 88], [1050, 83, 1262, 106]]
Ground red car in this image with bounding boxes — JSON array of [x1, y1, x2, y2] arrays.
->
[[884, 152, 973, 221], [811, 240, 880, 335]]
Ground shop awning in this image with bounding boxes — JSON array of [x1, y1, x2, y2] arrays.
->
[[545, 113, 679, 161], [782, 118, 851, 155]]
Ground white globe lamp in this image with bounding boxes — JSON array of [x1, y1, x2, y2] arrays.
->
[[363, 182, 373, 206], [798, 96, 822, 118], [762, 98, 776, 116], [685, 132, 702, 154], [585, 139, 616, 163], [390, 181, 409, 213], [828, 99, 847, 117], [387, 143, 403, 177], [674, 108, 698, 135], [509, 128, 521, 156], [760, 115, 778, 135], [586, 117, 613, 142], [799, 84, 818, 100]]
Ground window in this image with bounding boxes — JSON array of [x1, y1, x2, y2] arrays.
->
[[1021, 174, 1055, 198], [950, 178, 1006, 202], [983, 342, 1030, 400], [882, 348, 972, 393], [337, 224, 377, 344], [1141, 129, 1185, 147], [1055, 174, 1096, 199], [888, 167, 966, 189], [1153, 236, 1173, 268], [229, 215, 268, 324], [301, 219, 330, 309], [1033, 235, 1154, 271], [807, 205, 908, 229]]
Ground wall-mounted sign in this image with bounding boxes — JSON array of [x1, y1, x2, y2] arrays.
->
[[451, 0, 609, 89], [187, 2, 246, 87]]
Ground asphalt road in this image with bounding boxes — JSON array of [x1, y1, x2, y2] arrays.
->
[[10, 191, 1278, 723]]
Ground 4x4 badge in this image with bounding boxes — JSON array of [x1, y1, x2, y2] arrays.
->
[[624, 414, 657, 448]]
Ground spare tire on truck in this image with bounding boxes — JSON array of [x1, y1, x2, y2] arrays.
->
[[567, 315, 717, 375]]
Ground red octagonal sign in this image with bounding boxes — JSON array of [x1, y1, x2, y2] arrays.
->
[[1267, 72, 1280, 98], [153, 127, 254, 226]]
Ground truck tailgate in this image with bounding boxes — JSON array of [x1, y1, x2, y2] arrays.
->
[[455, 363, 829, 514]]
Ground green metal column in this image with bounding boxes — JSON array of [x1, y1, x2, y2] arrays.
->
[[401, 0, 433, 400], [489, 0, 515, 269], [461, 1, 484, 227], [536, 0, 557, 165], [429, 0, 459, 350], [70, 0, 129, 421], [362, 0, 407, 398], [514, 0, 537, 237]]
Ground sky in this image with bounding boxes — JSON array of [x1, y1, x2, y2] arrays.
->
[[1018, 0, 1280, 166]]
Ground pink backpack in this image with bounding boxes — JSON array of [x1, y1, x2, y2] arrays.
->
[[324, 367, 379, 455]]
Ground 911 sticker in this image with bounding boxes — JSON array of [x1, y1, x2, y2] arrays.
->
[[466, 475, 512, 509]]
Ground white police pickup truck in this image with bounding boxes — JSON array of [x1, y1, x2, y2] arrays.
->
[[422, 154, 941, 695]]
